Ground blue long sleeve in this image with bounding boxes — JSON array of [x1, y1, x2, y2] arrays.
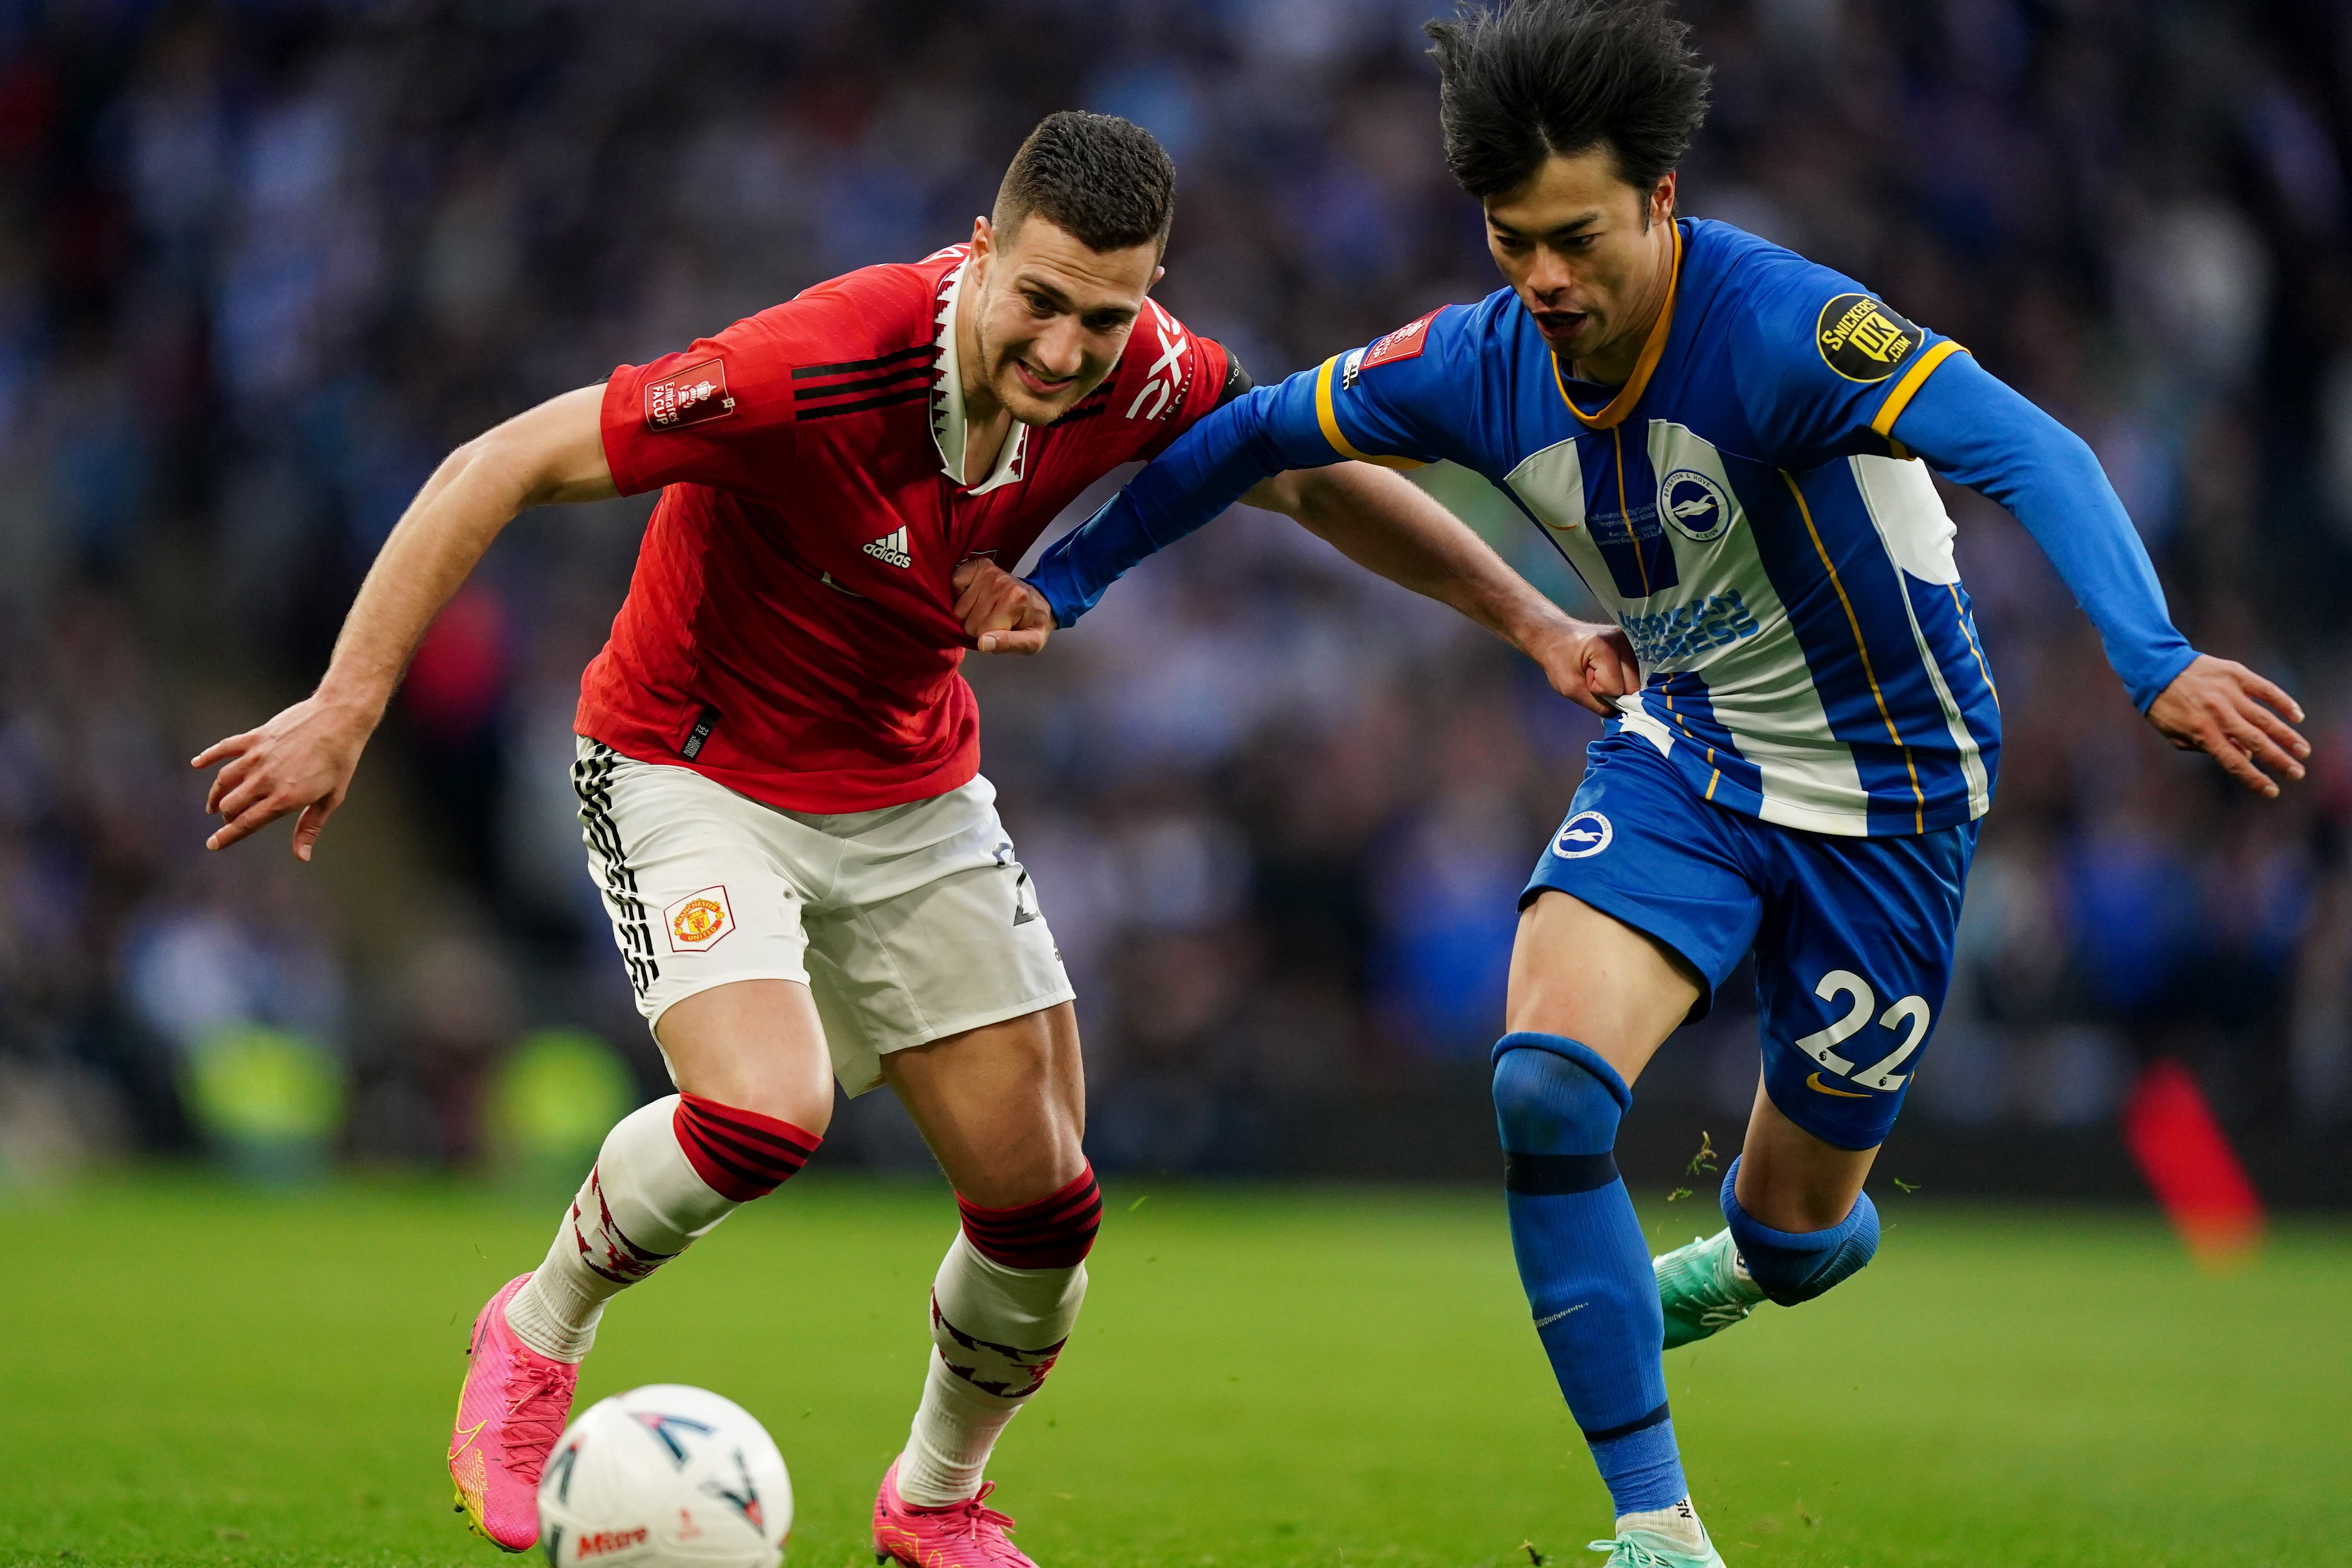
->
[[1030, 308, 1484, 625], [1030, 381, 1342, 626], [1889, 353, 2195, 711]]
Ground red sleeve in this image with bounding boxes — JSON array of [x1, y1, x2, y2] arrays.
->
[[1096, 298, 1232, 464], [599, 308, 804, 499], [1152, 332, 1234, 455], [1135, 326, 1232, 462], [600, 264, 939, 500]]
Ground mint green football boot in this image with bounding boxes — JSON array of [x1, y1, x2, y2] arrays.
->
[[1654, 1228, 1766, 1350], [1585, 1528, 1729, 1567]]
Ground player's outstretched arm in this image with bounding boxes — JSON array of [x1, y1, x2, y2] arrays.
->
[[1246, 464, 1637, 716], [1027, 382, 1308, 628], [1888, 352, 2308, 796], [193, 384, 617, 859], [960, 465, 1637, 714], [1024, 308, 1539, 653]]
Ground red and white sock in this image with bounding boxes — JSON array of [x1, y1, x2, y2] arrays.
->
[[895, 1168, 1103, 1508], [504, 1093, 819, 1362]]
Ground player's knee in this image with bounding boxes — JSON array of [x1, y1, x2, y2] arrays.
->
[[1720, 1160, 1879, 1306], [658, 981, 837, 1135], [1492, 1033, 1634, 1155], [957, 1164, 1102, 1270]]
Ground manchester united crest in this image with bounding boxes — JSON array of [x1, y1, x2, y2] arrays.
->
[[664, 886, 736, 952]]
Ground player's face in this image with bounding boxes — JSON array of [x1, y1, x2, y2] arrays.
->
[[1484, 149, 1676, 370], [968, 214, 1163, 424]]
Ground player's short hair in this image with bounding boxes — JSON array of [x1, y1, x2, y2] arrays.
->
[[1425, 0, 1712, 202], [993, 111, 1177, 257]]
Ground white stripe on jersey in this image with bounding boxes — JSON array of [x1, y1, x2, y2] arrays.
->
[[1849, 455, 1991, 819], [1506, 426, 1873, 834], [1643, 423, 1865, 832]]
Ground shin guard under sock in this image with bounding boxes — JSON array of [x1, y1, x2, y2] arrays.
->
[[1493, 1033, 1686, 1517], [1719, 1156, 1879, 1306], [506, 1094, 819, 1361], [898, 1168, 1102, 1507]]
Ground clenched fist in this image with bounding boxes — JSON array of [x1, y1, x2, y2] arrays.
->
[[953, 558, 1055, 655], [1523, 618, 1643, 717]]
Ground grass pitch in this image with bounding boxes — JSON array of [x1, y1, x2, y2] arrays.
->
[[1, 1173, 2345, 1568]]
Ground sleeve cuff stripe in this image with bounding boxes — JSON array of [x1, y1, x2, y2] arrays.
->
[[1312, 356, 1427, 470], [1313, 355, 1376, 460], [1870, 339, 1968, 439]]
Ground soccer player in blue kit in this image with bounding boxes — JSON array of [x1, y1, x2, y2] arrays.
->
[[951, 1, 2311, 1562]]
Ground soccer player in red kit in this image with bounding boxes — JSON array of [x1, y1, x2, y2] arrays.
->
[[194, 112, 1617, 1563]]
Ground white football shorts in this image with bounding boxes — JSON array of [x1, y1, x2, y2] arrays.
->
[[572, 738, 1073, 1096]]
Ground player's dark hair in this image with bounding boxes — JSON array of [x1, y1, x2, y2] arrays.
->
[[994, 111, 1176, 256], [1425, 0, 1712, 203]]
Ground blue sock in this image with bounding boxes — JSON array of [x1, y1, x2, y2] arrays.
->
[[1719, 1156, 1880, 1306], [1493, 1032, 1685, 1517]]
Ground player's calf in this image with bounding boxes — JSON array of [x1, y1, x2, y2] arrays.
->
[[504, 1093, 822, 1362], [888, 1167, 1102, 1518], [1718, 1155, 1879, 1306], [1493, 1035, 1716, 1561]]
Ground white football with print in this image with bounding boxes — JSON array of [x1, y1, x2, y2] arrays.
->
[[538, 1384, 790, 1568]]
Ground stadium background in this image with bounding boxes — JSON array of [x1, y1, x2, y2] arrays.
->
[[0, 0, 2348, 1207]]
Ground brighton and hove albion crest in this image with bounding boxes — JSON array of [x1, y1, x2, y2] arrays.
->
[[1552, 811, 1613, 860], [1659, 469, 1733, 542], [664, 886, 735, 952]]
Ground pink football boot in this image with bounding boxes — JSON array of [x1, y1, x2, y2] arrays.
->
[[872, 1460, 1037, 1567], [449, 1273, 580, 1553]]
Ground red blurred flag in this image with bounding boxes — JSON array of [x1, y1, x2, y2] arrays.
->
[[401, 584, 510, 743], [2121, 1059, 2265, 1268]]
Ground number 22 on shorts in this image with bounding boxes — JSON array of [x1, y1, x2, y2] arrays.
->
[[1792, 970, 1930, 1092]]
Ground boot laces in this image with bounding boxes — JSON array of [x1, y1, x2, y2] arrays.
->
[[501, 1362, 574, 1476], [1587, 1538, 1680, 1568], [931, 1482, 1020, 1554]]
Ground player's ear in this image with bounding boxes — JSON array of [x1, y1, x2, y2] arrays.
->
[[1151, 263, 1165, 291], [1650, 172, 1677, 226], [970, 214, 994, 262]]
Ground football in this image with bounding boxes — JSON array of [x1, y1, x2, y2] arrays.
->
[[537, 1385, 791, 1568]]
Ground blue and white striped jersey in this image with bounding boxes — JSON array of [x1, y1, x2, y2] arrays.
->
[[1035, 216, 2195, 838]]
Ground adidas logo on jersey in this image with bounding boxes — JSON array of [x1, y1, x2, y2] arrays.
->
[[863, 527, 911, 568]]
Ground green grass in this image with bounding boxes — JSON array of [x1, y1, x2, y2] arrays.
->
[[1, 1173, 2346, 1568]]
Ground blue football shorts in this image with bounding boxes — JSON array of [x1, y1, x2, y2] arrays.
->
[[1522, 731, 1978, 1150]]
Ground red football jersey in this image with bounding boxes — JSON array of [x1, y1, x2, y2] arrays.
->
[[579, 244, 1236, 813]]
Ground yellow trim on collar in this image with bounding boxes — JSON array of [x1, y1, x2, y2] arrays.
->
[[1870, 339, 1967, 440], [1553, 220, 1684, 432], [1312, 356, 1427, 470]]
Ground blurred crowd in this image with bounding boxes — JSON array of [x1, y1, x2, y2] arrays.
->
[[3, 0, 2351, 1181]]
